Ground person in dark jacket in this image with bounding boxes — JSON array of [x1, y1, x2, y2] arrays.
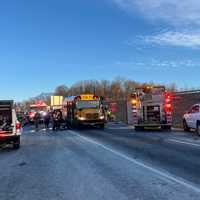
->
[[52, 110, 57, 131], [52, 110, 62, 131], [34, 111, 40, 130], [44, 111, 51, 129]]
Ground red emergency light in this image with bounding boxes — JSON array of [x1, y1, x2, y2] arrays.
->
[[164, 92, 172, 105], [93, 95, 99, 100], [164, 92, 172, 101], [165, 103, 172, 108], [36, 100, 46, 107], [164, 103, 172, 113], [29, 112, 35, 118]]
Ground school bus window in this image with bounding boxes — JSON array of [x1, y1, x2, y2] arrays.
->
[[76, 101, 100, 109]]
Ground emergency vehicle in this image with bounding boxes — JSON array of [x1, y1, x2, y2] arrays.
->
[[28, 101, 48, 123], [0, 100, 21, 149], [63, 94, 105, 129], [130, 86, 173, 130]]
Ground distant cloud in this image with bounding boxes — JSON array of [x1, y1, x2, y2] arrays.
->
[[142, 31, 200, 48], [116, 59, 198, 71], [112, 0, 200, 26], [113, 1, 200, 48]]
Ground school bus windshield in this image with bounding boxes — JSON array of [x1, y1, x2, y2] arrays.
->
[[76, 100, 100, 109]]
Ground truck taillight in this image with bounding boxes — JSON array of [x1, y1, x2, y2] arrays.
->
[[165, 98, 171, 103], [164, 92, 172, 113], [164, 92, 172, 102], [16, 122, 21, 130], [165, 103, 171, 108], [164, 103, 172, 113]]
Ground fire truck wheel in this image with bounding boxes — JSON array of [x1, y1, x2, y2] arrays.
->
[[72, 120, 78, 129], [98, 124, 105, 129], [74, 121, 82, 130], [135, 126, 144, 131], [196, 122, 200, 136], [183, 120, 190, 132], [161, 126, 171, 131]]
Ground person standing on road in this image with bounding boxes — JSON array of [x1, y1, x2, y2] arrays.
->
[[52, 110, 59, 131], [57, 110, 62, 129], [52, 110, 56, 131], [44, 111, 50, 129], [52, 110, 63, 131], [63, 109, 69, 129], [34, 111, 40, 131]]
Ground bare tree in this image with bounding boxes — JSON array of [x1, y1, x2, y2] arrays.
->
[[167, 83, 178, 92], [55, 85, 68, 96], [22, 78, 181, 105]]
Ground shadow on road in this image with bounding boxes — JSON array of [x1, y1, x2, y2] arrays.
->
[[0, 145, 18, 154]]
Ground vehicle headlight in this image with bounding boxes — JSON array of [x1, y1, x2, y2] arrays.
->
[[78, 117, 86, 121], [42, 112, 47, 116], [100, 116, 105, 120]]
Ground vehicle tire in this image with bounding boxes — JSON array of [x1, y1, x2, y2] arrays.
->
[[161, 125, 171, 131], [196, 122, 200, 136], [183, 120, 190, 132], [98, 124, 105, 129], [74, 121, 82, 130], [13, 137, 20, 149], [135, 126, 144, 131]]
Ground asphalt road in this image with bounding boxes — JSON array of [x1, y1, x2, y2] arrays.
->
[[1, 123, 200, 200]]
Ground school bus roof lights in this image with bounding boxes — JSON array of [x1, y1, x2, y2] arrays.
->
[[79, 94, 99, 101]]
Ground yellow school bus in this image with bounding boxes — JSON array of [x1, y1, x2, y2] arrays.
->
[[63, 94, 105, 129]]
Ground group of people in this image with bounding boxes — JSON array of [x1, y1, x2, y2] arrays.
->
[[34, 109, 66, 131]]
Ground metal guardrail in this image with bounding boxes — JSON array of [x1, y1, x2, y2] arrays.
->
[[175, 90, 200, 95]]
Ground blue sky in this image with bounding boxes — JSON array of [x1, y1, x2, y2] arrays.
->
[[0, 0, 200, 101]]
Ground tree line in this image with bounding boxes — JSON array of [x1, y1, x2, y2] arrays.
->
[[54, 78, 177, 101], [18, 78, 177, 110]]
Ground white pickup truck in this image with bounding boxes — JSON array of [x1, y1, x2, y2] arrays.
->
[[183, 104, 200, 136], [0, 100, 21, 149]]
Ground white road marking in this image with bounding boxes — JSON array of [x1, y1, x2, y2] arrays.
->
[[168, 139, 200, 148], [68, 130, 200, 194]]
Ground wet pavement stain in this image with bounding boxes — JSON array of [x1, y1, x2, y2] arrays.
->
[[18, 162, 27, 167]]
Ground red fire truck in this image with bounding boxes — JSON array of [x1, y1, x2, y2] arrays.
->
[[130, 86, 173, 131], [28, 101, 48, 123]]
